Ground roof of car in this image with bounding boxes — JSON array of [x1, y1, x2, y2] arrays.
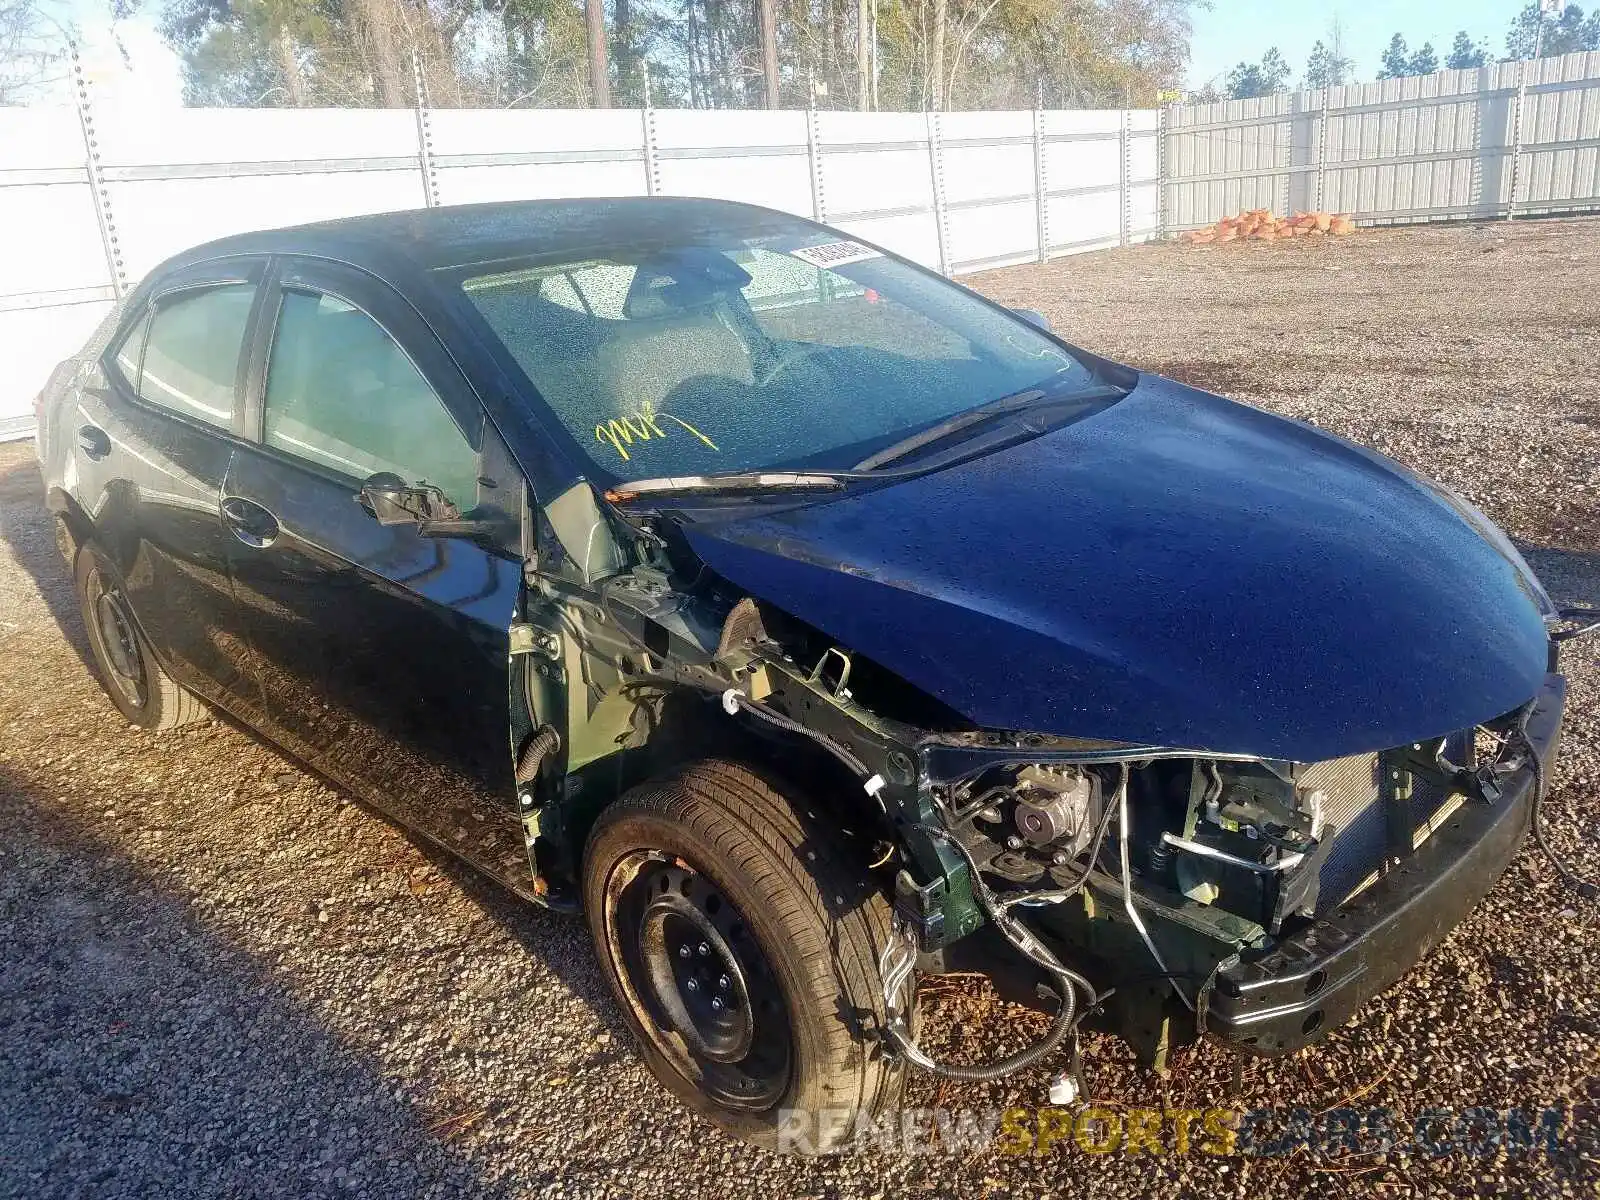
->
[[172, 196, 817, 280]]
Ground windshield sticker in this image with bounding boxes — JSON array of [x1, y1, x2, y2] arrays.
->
[[596, 401, 720, 462], [789, 240, 883, 270]]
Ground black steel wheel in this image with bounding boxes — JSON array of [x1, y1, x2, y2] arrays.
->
[[85, 563, 147, 711], [74, 543, 206, 730], [583, 760, 905, 1151], [605, 853, 792, 1109]]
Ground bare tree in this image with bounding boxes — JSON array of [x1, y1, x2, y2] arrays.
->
[[585, 0, 609, 105], [758, 0, 778, 106], [274, 23, 304, 104], [1, 0, 63, 103], [348, 0, 406, 104], [942, 0, 1004, 109], [856, 0, 868, 107]]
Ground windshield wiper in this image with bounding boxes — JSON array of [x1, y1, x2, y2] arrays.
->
[[851, 382, 1127, 472], [606, 471, 851, 503], [606, 382, 1130, 503]]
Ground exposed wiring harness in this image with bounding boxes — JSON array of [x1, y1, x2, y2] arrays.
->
[[514, 724, 561, 787], [879, 819, 1102, 1082], [1523, 608, 1600, 900], [1552, 606, 1600, 643], [877, 781, 1113, 1084], [1514, 715, 1599, 901], [717, 686, 1104, 1079], [720, 688, 886, 798]]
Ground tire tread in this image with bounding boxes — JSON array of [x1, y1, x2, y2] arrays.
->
[[584, 759, 903, 1149]]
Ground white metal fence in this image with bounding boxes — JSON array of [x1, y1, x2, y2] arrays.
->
[[0, 89, 1160, 439], [6, 48, 1600, 441], [1165, 50, 1600, 229]]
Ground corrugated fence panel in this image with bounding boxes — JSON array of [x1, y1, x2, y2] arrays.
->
[[0, 108, 114, 438], [940, 110, 1037, 273], [1320, 70, 1492, 221], [1169, 49, 1600, 230], [432, 109, 647, 203], [1522, 52, 1600, 212], [96, 107, 427, 283], [652, 109, 812, 216], [1164, 92, 1314, 228]]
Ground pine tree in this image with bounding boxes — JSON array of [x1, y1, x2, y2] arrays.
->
[[1407, 41, 1438, 76], [1445, 30, 1487, 70], [1377, 32, 1410, 79], [1304, 38, 1353, 89], [1508, 2, 1598, 58], [1227, 46, 1291, 99]]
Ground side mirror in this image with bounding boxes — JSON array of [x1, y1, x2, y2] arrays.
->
[[358, 472, 511, 549], [357, 472, 460, 526], [1011, 307, 1052, 332]]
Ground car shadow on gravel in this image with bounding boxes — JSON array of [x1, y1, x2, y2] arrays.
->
[[0, 452, 637, 1108], [0, 451, 628, 980], [0, 761, 525, 1200]]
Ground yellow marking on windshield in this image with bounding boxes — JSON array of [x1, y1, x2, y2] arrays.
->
[[596, 401, 719, 461], [658, 412, 719, 451]]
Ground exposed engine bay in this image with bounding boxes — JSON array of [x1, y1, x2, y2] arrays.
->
[[509, 502, 1575, 1089]]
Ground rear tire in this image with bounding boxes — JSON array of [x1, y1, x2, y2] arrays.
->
[[74, 543, 207, 731], [583, 759, 906, 1152]]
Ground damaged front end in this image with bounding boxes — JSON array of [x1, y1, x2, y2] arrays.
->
[[510, 497, 1568, 1087], [502, 371, 1579, 1095], [886, 681, 1564, 1075]]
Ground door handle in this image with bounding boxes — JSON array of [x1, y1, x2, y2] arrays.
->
[[220, 496, 280, 549], [77, 424, 111, 460]]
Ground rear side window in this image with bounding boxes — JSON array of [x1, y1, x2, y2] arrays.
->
[[262, 290, 479, 506], [133, 284, 254, 428]]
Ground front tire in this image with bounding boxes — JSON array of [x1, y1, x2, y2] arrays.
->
[[74, 543, 206, 731], [583, 760, 905, 1152]]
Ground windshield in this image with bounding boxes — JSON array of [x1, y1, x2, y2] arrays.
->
[[455, 225, 1097, 481]]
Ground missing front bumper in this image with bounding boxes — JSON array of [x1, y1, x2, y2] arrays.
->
[[1201, 673, 1565, 1054]]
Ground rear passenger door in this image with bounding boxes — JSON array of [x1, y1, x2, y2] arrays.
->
[[83, 259, 269, 722], [221, 258, 526, 880]]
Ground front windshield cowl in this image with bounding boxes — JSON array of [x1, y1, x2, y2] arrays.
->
[[605, 472, 850, 503]]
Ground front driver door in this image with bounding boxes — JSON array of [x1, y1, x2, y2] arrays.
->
[[221, 257, 527, 884]]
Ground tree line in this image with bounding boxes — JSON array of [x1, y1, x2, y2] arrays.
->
[[1217, 4, 1600, 103], [0, 0, 1207, 110], [6, 0, 1598, 112]]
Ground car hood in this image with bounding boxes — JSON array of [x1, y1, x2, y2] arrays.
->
[[680, 375, 1552, 762]]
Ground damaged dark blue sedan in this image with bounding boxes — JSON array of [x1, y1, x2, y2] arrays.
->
[[35, 197, 1574, 1150]]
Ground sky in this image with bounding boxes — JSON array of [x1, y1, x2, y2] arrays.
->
[[1187, 0, 1532, 91], [30, 0, 183, 107]]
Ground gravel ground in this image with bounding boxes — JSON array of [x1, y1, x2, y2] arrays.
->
[[4, 217, 1600, 1198]]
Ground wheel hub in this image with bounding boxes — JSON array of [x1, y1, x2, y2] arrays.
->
[[639, 892, 754, 1062], [605, 854, 792, 1110], [88, 570, 145, 708]]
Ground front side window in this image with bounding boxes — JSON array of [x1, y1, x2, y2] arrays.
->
[[455, 227, 1096, 480], [130, 284, 255, 428], [262, 290, 479, 507]]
